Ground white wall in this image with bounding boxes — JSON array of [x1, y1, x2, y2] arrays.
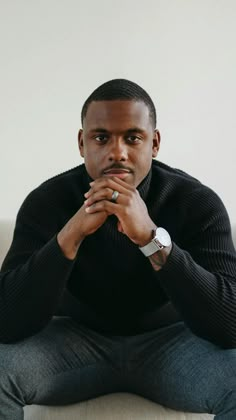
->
[[1, 0, 236, 223]]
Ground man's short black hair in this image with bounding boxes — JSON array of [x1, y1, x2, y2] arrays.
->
[[81, 78, 157, 128]]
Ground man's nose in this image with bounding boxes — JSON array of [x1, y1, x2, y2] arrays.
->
[[108, 138, 128, 161]]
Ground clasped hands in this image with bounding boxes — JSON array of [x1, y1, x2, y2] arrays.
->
[[83, 176, 156, 247]]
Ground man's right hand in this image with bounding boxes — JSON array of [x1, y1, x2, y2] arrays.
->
[[57, 203, 108, 260]]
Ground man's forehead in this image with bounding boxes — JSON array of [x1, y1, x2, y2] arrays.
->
[[83, 100, 151, 130]]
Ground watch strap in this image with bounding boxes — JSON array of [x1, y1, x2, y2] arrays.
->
[[139, 239, 164, 257]]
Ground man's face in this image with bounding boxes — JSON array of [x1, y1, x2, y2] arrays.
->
[[78, 100, 160, 188]]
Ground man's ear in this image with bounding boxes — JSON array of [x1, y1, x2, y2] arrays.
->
[[152, 129, 161, 158], [78, 129, 84, 157]]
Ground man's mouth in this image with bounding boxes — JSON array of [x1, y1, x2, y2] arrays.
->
[[103, 168, 132, 179]]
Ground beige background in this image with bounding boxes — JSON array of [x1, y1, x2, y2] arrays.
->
[[1, 0, 235, 223]]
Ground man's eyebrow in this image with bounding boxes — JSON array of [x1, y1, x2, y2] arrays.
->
[[89, 128, 109, 133], [88, 127, 146, 134], [125, 127, 146, 134]]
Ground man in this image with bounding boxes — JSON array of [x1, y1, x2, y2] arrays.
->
[[0, 78, 236, 419]]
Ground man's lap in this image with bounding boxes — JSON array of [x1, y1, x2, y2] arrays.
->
[[0, 317, 236, 415]]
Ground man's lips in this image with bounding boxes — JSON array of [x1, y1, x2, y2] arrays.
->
[[103, 168, 132, 179], [103, 169, 131, 174]]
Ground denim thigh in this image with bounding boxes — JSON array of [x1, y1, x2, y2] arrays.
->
[[0, 316, 124, 408], [125, 322, 236, 416]]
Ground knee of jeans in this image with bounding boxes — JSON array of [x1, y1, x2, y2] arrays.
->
[[0, 343, 37, 403], [213, 387, 236, 415], [0, 343, 31, 383], [0, 349, 31, 407]]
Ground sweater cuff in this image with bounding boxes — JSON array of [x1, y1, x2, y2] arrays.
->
[[161, 241, 186, 273], [44, 234, 76, 265]]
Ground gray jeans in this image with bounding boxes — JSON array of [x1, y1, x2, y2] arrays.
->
[[0, 317, 236, 419]]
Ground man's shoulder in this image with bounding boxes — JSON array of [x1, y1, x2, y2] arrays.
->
[[18, 164, 86, 219], [37, 164, 85, 192], [152, 160, 201, 186], [151, 160, 203, 197], [151, 160, 228, 220], [151, 159, 225, 209]]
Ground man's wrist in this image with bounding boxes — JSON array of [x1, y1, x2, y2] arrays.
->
[[148, 243, 172, 271], [137, 226, 157, 247], [57, 228, 85, 260]]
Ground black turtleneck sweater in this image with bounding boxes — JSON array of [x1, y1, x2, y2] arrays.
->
[[1, 160, 236, 347]]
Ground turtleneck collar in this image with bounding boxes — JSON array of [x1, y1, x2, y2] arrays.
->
[[136, 166, 152, 201]]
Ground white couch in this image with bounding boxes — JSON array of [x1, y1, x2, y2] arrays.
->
[[0, 220, 215, 419]]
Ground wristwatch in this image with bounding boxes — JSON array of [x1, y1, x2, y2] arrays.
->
[[139, 227, 171, 257]]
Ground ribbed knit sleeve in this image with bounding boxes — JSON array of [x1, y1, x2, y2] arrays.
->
[[157, 186, 236, 348], [0, 190, 75, 343]]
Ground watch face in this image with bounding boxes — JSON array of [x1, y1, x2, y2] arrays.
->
[[155, 228, 171, 247]]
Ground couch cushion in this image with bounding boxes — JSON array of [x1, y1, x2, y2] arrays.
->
[[24, 392, 213, 419], [0, 220, 14, 266]]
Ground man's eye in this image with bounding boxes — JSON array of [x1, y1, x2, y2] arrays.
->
[[127, 135, 141, 143], [95, 135, 108, 142]]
